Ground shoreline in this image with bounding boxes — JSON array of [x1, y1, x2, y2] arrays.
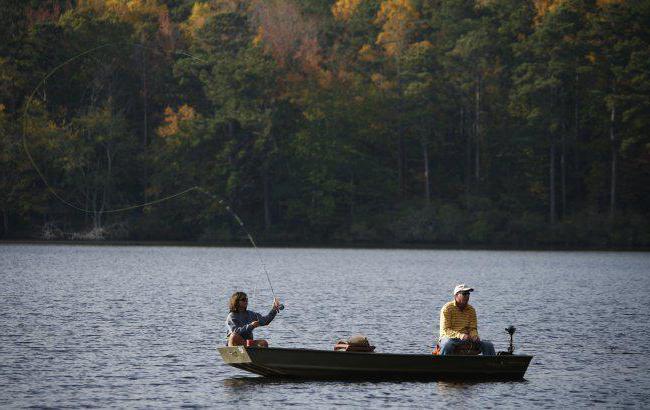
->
[[1, 239, 648, 252]]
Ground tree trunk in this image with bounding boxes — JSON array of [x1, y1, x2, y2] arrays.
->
[[142, 47, 148, 148], [474, 73, 481, 182], [102, 145, 111, 216], [84, 191, 90, 227], [92, 188, 102, 230], [462, 106, 470, 208], [2, 209, 7, 237], [349, 172, 355, 222], [573, 73, 580, 217], [609, 100, 617, 219], [396, 54, 406, 200], [423, 139, 430, 204], [93, 212, 102, 231], [142, 44, 149, 202], [560, 132, 566, 218], [549, 135, 557, 225], [263, 163, 271, 230], [398, 134, 406, 199]]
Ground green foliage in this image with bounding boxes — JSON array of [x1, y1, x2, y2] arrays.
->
[[2, 0, 649, 247]]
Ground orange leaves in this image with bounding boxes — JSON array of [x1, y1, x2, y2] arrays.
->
[[371, 73, 396, 91], [295, 37, 322, 72], [408, 40, 432, 55], [586, 52, 597, 64], [181, 0, 248, 39], [374, 0, 420, 56], [533, 0, 561, 19], [332, 0, 364, 21], [157, 7, 174, 50], [251, 0, 321, 73], [77, 0, 173, 42], [532, 0, 584, 24], [157, 105, 197, 142], [475, 0, 496, 7], [25, 0, 69, 27], [596, 0, 625, 6], [358, 44, 377, 62], [182, 2, 214, 38], [77, 0, 166, 21], [253, 25, 265, 47]]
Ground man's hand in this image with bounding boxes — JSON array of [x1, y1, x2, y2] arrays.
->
[[251, 320, 260, 328], [272, 297, 281, 311], [460, 333, 470, 341]]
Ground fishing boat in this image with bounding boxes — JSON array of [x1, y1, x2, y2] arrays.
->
[[218, 327, 532, 380], [217, 347, 532, 380]]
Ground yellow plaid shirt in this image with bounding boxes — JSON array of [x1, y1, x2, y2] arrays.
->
[[439, 301, 479, 340]]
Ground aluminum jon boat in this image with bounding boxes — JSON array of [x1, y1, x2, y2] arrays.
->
[[217, 346, 533, 380]]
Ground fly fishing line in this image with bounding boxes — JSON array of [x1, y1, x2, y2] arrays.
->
[[21, 42, 291, 325]]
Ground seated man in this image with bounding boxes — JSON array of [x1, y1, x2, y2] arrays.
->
[[438, 284, 495, 356], [226, 291, 282, 347]]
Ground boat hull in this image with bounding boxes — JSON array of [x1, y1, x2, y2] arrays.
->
[[218, 346, 532, 380]]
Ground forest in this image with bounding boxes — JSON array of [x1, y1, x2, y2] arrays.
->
[[1, 0, 649, 247]]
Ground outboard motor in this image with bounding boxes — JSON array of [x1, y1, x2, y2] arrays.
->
[[497, 325, 517, 355], [506, 325, 517, 354]]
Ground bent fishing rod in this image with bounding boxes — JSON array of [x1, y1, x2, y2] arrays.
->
[[194, 188, 284, 311]]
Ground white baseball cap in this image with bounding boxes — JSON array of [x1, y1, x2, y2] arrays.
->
[[453, 284, 474, 295]]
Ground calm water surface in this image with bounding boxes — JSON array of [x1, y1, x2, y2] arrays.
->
[[1, 245, 649, 408]]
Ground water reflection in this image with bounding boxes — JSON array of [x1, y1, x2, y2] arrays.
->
[[223, 376, 530, 390], [435, 379, 528, 395], [223, 376, 305, 389]]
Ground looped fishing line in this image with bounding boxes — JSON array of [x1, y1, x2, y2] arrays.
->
[[21, 42, 208, 214], [20, 42, 299, 336]]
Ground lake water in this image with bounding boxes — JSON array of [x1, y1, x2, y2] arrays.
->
[[1, 244, 649, 408]]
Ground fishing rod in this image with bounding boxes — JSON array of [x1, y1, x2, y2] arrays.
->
[[195, 188, 284, 311], [20, 42, 286, 311]]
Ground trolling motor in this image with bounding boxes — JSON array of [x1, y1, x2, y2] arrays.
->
[[498, 325, 517, 355], [506, 325, 516, 354]]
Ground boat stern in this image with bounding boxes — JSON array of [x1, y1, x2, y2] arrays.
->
[[218, 346, 252, 364]]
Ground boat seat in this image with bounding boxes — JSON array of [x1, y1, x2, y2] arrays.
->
[[432, 341, 480, 356]]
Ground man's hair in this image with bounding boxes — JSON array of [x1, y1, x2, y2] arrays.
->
[[229, 291, 248, 313]]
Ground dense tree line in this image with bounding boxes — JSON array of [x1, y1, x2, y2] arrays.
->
[[1, 0, 649, 247]]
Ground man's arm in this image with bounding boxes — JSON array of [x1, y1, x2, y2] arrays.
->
[[468, 307, 479, 340], [256, 307, 278, 326]]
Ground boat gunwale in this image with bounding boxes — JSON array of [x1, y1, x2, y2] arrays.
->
[[235, 345, 534, 360]]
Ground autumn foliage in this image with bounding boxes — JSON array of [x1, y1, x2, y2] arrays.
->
[[2, 0, 650, 246]]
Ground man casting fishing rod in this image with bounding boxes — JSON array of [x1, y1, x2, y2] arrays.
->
[[226, 292, 282, 347]]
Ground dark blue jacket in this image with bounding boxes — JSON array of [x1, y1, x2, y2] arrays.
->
[[226, 308, 278, 340]]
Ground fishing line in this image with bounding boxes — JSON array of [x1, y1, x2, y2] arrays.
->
[[21, 42, 209, 214], [20, 42, 292, 318], [195, 188, 283, 309]]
